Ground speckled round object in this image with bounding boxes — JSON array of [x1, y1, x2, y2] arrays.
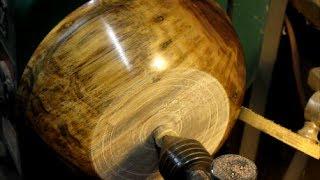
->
[[17, 0, 246, 178], [211, 154, 257, 180]]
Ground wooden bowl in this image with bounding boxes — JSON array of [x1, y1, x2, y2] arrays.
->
[[17, 0, 245, 179]]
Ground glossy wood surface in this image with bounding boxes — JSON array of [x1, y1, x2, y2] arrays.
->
[[17, 0, 245, 179]]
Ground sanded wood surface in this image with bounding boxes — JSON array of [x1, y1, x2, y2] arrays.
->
[[17, 0, 245, 179], [239, 107, 320, 159]]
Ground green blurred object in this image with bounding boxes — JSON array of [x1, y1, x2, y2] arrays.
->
[[11, 0, 34, 15], [217, 0, 271, 86], [216, 0, 228, 10], [230, 0, 271, 85]]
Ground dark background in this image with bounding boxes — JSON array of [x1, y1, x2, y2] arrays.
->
[[220, 5, 320, 180]]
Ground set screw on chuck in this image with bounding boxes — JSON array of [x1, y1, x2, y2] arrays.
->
[[153, 127, 257, 180]]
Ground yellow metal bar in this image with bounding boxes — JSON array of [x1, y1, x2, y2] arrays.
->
[[239, 107, 320, 159]]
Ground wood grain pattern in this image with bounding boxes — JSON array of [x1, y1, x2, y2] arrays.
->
[[17, 0, 245, 179]]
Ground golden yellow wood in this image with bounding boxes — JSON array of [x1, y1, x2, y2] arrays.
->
[[308, 67, 320, 91], [17, 0, 245, 179], [239, 107, 320, 159]]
